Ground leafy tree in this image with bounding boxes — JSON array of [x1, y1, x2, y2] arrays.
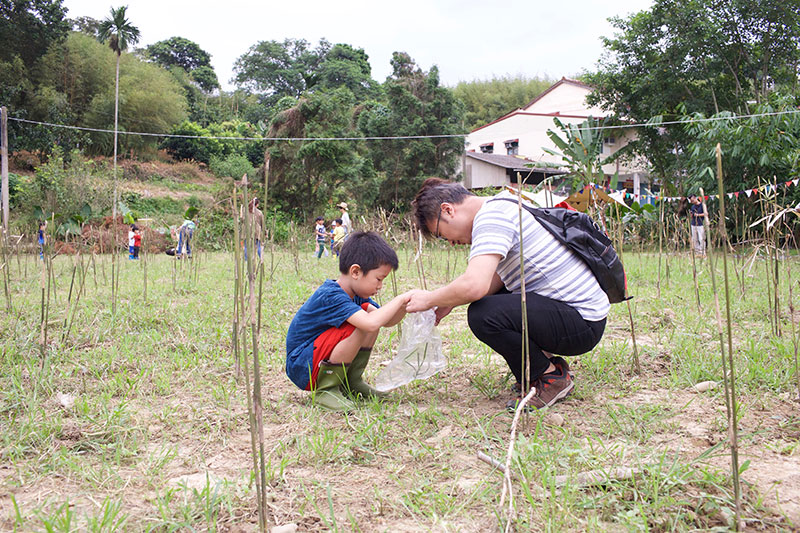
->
[[144, 36, 212, 71], [358, 52, 465, 209], [586, 0, 800, 193], [683, 94, 800, 194], [0, 0, 70, 68], [233, 38, 331, 104], [265, 88, 374, 218], [316, 43, 378, 99], [453, 75, 554, 130], [161, 120, 222, 163], [191, 65, 219, 93], [83, 54, 187, 154], [71, 15, 100, 37]]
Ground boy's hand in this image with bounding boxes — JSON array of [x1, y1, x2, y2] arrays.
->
[[406, 289, 434, 313]]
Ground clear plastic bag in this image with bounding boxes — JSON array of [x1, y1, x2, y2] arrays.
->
[[374, 310, 446, 392]]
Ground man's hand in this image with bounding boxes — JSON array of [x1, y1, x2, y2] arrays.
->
[[406, 289, 434, 313], [433, 306, 453, 325]]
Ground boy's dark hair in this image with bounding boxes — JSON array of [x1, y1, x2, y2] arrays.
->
[[411, 177, 475, 239], [315, 216, 324, 222], [335, 218, 343, 225], [339, 231, 398, 274]]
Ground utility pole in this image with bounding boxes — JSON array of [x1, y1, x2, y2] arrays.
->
[[1, 106, 9, 232]]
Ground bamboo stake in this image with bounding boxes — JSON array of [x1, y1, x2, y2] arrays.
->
[[657, 198, 663, 298], [1, 228, 10, 312], [514, 174, 531, 420], [232, 190, 241, 377], [707, 150, 743, 530], [241, 177, 267, 532]]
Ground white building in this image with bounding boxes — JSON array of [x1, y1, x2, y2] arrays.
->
[[462, 78, 647, 190]]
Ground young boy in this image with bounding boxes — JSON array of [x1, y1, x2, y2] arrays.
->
[[332, 218, 346, 257], [133, 226, 142, 260], [286, 231, 411, 410], [38, 220, 47, 260], [128, 224, 136, 260], [314, 216, 327, 259]]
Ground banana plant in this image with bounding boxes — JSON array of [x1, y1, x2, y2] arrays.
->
[[542, 116, 614, 192]]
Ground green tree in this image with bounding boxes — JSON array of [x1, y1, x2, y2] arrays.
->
[[453, 75, 554, 130], [0, 0, 70, 67], [233, 38, 331, 104], [144, 36, 212, 71], [358, 52, 465, 209], [316, 43, 378, 99], [161, 121, 222, 163], [265, 88, 374, 218], [586, 0, 800, 193], [683, 94, 800, 194]]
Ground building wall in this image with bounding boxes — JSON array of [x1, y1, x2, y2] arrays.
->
[[466, 113, 645, 179], [464, 159, 509, 188], [524, 83, 606, 116]]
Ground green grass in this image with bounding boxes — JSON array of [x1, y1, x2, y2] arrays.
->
[[0, 244, 798, 531]]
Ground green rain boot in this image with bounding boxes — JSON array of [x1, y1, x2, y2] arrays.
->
[[344, 348, 388, 399], [312, 361, 356, 411]]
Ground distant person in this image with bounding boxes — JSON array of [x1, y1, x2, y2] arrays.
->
[[314, 216, 327, 259], [689, 194, 706, 256], [285, 232, 412, 410], [37, 220, 47, 260], [128, 224, 136, 260], [176, 218, 197, 259], [242, 198, 264, 261], [332, 218, 346, 256], [133, 226, 142, 260], [337, 202, 352, 237], [406, 178, 609, 412]]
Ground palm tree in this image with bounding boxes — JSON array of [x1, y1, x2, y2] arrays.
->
[[98, 6, 139, 314]]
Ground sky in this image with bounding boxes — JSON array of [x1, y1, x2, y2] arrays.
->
[[62, 0, 654, 91]]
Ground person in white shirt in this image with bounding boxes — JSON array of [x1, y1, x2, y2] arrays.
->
[[406, 178, 608, 411], [337, 202, 352, 237]]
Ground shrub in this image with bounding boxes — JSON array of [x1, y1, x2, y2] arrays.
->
[[209, 153, 256, 180]]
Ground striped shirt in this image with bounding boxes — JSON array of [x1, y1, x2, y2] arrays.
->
[[469, 191, 610, 321]]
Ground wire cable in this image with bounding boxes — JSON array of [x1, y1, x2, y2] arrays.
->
[[9, 108, 800, 140]]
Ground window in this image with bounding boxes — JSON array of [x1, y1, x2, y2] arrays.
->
[[504, 139, 519, 155], [480, 143, 494, 154]]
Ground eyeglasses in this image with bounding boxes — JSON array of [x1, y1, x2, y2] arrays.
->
[[434, 209, 445, 240]]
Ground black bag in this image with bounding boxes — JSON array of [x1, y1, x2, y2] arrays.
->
[[491, 198, 630, 304], [165, 248, 176, 256]]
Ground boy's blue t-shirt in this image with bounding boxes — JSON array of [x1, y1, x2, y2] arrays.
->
[[285, 279, 377, 389]]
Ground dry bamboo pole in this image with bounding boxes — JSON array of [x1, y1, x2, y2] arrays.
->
[[241, 177, 267, 532], [90, 252, 97, 290], [612, 202, 640, 373], [515, 176, 531, 426], [657, 198, 664, 298], [689, 212, 702, 313], [791, 282, 800, 401], [706, 151, 743, 530], [60, 264, 77, 337], [232, 190, 242, 377], [1, 228, 10, 312], [62, 254, 88, 343]]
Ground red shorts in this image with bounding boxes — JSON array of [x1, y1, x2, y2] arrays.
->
[[305, 302, 370, 390]]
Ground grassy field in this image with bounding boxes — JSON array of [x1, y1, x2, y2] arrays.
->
[[1, 243, 799, 531]]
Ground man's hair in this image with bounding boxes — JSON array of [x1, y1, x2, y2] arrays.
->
[[339, 231, 398, 274], [411, 177, 474, 239], [335, 218, 343, 225]]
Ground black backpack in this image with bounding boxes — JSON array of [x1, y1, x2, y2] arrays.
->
[[490, 198, 630, 304]]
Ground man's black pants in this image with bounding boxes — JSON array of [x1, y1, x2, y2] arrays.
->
[[467, 290, 606, 383]]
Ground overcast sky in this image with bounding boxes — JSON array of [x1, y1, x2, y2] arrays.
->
[[62, 0, 653, 90]]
